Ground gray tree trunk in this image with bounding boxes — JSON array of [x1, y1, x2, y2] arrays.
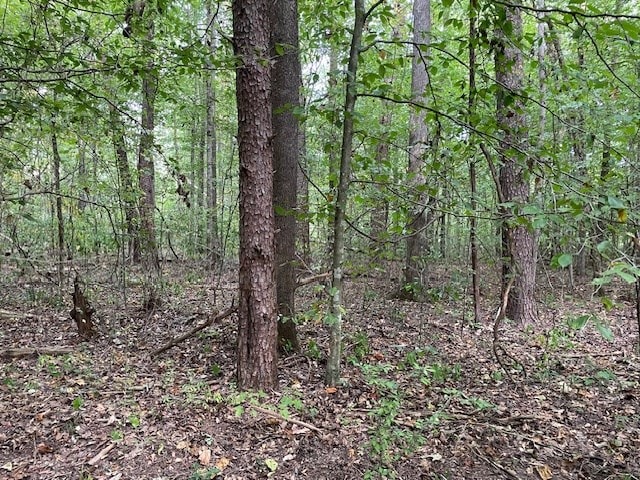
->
[[271, 0, 302, 352], [402, 0, 431, 299]]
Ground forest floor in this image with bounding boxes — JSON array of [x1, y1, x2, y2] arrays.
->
[[0, 258, 639, 480]]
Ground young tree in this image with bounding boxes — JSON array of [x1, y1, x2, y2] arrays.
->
[[326, 0, 366, 387], [205, 0, 220, 266], [271, 0, 302, 352], [402, 0, 431, 300], [495, 2, 537, 324], [233, 0, 279, 390]]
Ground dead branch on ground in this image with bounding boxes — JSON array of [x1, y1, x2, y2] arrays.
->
[[1, 347, 74, 359], [151, 304, 237, 357]]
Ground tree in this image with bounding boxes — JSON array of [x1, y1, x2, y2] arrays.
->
[[325, 0, 366, 387], [233, 0, 279, 390], [494, 2, 538, 324], [402, 0, 431, 300], [205, 0, 221, 266], [271, 0, 302, 353]]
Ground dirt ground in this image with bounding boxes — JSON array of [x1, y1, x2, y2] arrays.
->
[[1, 259, 638, 479]]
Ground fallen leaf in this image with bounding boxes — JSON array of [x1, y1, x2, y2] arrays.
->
[[325, 387, 337, 394], [198, 446, 211, 466], [176, 440, 190, 450], [37, 443, 53, 454], [535, 464, 553, 480], [215, 456, 230, 470]]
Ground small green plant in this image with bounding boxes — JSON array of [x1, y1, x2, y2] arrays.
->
[[110, 429, 123, 442], [277, 390, 304, 418], [189, 465, 220, 480], [72, 396, 84, 411], [127, 414, 141, 428], [347, 331, 370, 363], [305, 339, 322, 360]]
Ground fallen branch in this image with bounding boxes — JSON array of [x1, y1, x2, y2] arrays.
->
[[250, 405, 322, 434], [0, 309, 37, 320], [1, 347, 74, 359], [295, 272, 331, 289], [151, 304, 237, 357], [87, 443, 115, 467]]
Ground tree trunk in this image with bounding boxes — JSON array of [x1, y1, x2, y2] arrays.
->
[[495, 1, 537, 324], [370, 111, 391, 251], [110, 104, 138, 262], [297, 119, 311, 268], [326, 0, 365, 387], [205, 0, 220, 266], [51, 125, 64, 289], [402, 0, 431, 299], [137, 22, 160, 310], [468, 0, 480, 323], [271, 0, 302, 353], [233, 0, 279, 390]]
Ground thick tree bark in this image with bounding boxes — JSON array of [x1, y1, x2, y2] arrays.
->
[[326, 0, 365, 387], [271, 0, 301, 352], [495, 2, 537, 324], [402, 0, 431, 299], [233, 0, 279, 390]]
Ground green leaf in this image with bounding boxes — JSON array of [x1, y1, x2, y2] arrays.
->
[[607, 195, 624, 209], [595, 322, 614, 342], [264, 458, 278, 472], [557, 253, 572, 268], [566, 314, 589, 330]]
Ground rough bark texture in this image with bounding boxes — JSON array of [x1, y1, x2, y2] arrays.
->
[[403, 0, 431, 298], [271, 0, 301, 352], [495, 2, 537, 324], [326, 0, 364, 387], [233, 0, 278, 390]]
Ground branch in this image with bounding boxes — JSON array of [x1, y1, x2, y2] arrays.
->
[[490, 0, 640, 20], [250, 405, 322, 434], [1, 347, 74, 359], [151, 304, 237, 357]]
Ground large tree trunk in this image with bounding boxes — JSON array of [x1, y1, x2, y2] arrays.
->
[[205, 0, 220, 266], [402, 0, 431, 300], [495, 2, 537, 324], [233, 0, 279, 390], [326, 0, 365, 387], [271, 0, 301, 353]]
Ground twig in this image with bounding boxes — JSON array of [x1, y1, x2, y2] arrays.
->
[[250, 405, 322, 434], [296, 272, 331, 288], [87, 443, 115, 467], [473, 447, 520, 479], [151, 304, 237, 357]]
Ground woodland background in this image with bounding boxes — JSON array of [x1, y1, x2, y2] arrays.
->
[[1, 0, 639, 478]]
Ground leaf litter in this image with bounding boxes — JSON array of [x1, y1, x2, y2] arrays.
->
[[0, 260, 638, 479]]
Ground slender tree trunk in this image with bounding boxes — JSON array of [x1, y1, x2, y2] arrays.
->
[[51, 126, 64, 289], [370, 111, 391, 250], [468, 0, 480, 323], [297, 118, 311, 268], [495, 1, 537, 324], [233, 0, 279, 390], [205, 0, 220, 266], [326, 45, 339, 260], [110, 104, 138, 261], [271, 0, 302, 352], [326, 0, 365, 387], [137, 22, 160, 310], [402, 0, 431, 299]]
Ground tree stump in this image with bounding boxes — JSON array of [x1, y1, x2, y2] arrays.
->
[[69, 275, 95, 338]]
